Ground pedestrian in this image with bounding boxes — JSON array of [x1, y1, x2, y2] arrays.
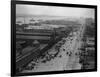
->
[[63, 48, 65, 51], [66, 52, 69, 55]]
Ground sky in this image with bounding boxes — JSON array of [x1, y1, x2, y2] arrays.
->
[[16, 4, 95, 18]]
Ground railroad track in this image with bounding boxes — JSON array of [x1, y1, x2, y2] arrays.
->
[[16, 36, 62, 73]]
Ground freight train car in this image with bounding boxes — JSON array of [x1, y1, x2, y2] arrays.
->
[[16, 46, 41, 72]]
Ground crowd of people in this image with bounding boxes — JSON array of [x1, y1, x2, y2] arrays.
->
[[24, 35, 83, 71]]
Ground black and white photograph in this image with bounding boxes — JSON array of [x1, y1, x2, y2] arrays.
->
[[12, 1, 97, 76]]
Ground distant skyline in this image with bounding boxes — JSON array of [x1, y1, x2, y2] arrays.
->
[[16, 4, 95, 18]]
